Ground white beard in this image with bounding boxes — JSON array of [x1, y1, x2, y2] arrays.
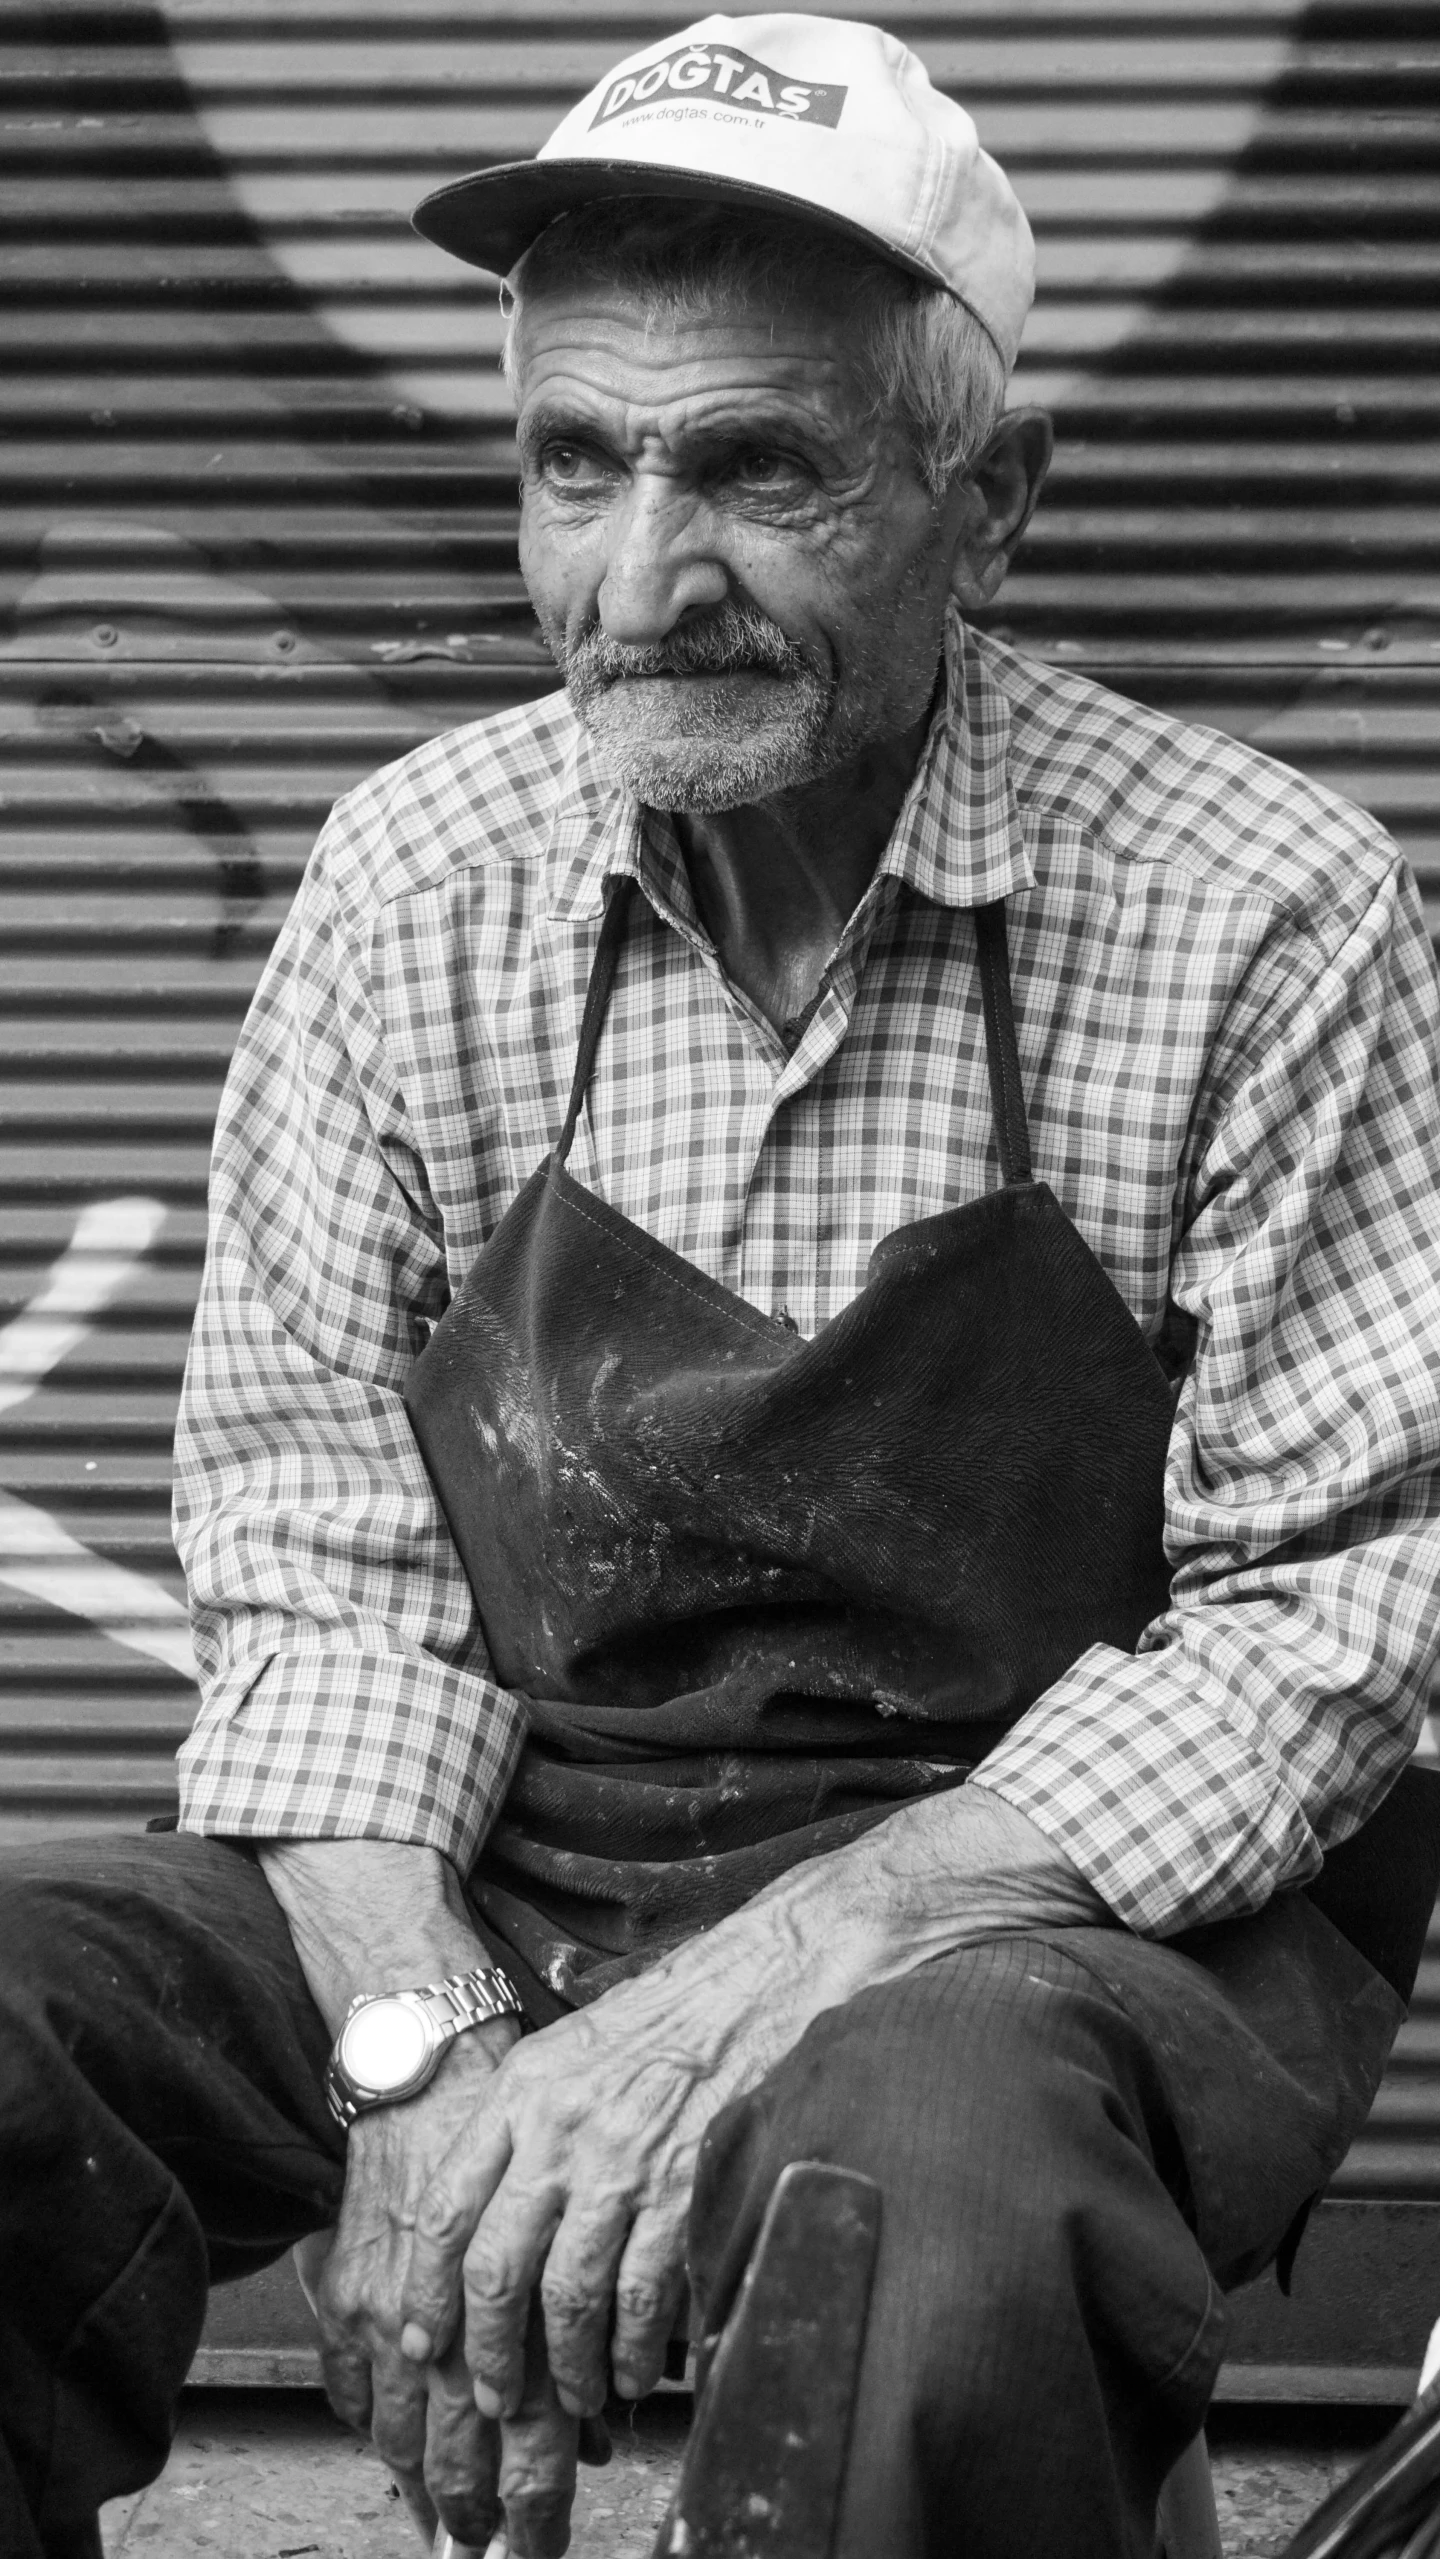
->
[[574, 668, 837, 813]]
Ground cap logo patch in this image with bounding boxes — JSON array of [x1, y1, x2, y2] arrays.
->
[[591, 41, 847, 131]]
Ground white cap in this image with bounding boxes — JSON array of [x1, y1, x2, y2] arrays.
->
[[413, 13, 1034, 370]]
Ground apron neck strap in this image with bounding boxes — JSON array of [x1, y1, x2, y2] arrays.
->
[[555, 875, 636, 1165], [973, 901, 1034, 1186], [556, 877, 1034, 1190]]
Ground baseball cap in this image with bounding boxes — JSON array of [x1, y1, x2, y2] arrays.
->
[[412, 13, 1034, 370]]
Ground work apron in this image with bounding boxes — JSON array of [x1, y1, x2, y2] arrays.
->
[[405, 877, 1427, 2270]]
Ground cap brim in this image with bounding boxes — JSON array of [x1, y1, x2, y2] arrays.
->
[[412, 157, 946, 292]]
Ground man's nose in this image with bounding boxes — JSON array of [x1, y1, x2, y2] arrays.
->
[[597, 479, 728, 646]]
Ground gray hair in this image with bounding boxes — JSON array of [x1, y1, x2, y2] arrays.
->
[[501, 200, 1009, 501]]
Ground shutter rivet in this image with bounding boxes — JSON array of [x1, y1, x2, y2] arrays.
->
[[92, 624, 119, 648], [273, 631, 297, 654]]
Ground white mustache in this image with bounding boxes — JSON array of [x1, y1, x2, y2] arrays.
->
[[565, 608, 808, 687]]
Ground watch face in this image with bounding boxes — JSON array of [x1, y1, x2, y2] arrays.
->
[[340, 1997, 430, 2094]]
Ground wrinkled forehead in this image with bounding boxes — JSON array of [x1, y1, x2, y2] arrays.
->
[[509, 279, 883, 455], [507, 244, 882, 412]]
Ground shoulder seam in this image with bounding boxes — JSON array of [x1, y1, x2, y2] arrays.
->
[[315, 688, 582, 932]]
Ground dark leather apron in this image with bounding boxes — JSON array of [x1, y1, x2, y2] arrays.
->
[[404, 877, 1438, 2050]]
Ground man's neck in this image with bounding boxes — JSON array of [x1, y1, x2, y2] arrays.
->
[[675, 709, 933, 1039]]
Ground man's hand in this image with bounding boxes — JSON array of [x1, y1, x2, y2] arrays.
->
[[260, 1838, 581, 2553], [305, 2026, 524, 2542], [402, 1948, 771, 2424], [398, 1785, 1107, 2425]]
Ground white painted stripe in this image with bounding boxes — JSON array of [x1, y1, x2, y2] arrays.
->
[[0, 1196, 168, 1416], [0, 1489, 198, 1681], [0, 1198, 198, 1680]]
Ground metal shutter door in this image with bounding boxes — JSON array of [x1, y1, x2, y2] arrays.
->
[[3, 0, 1438, 2388]]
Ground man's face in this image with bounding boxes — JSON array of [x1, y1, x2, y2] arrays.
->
[[512, 277, 964, 813]]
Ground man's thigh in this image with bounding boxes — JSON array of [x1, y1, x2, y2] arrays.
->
[[689, 1936, 1228, 2559], [0, 1828, 343, 2285], [0, 1831, 344, 2549]]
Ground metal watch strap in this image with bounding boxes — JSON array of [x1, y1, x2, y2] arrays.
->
[[418, 1965, 525, 2037]]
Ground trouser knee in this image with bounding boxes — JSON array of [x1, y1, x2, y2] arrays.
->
[[688, 1940, 1226, 2558]]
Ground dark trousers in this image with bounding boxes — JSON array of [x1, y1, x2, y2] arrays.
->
[[0, 1832, 1400, 2559]]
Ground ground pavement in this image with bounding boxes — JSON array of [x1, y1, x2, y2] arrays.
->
[[98, 2390, 1399, 2559]]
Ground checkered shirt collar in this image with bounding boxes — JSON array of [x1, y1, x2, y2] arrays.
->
[[541, 609, 1034, 931]]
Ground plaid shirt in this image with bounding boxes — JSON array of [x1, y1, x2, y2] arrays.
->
[[174, 616, 1440, 1937]]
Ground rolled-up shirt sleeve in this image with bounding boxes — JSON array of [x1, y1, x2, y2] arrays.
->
[[173, 812, 526, 1872], [973, 855, 1440, 1937]]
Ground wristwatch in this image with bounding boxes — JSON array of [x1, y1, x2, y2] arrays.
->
[[324, 1965, 525, 2129]]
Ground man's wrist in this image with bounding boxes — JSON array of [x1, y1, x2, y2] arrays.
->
[[258, 1836, 492, 2035], [732, 1786, 1106, 2004]]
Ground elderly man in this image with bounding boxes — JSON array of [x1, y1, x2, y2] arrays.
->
[[4, 13, 1440, 2558]]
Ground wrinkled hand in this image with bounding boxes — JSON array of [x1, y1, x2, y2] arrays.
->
[[260, 1837, 592, 2551], [398, 1920, 807, 2428], [393, 1788, 1098, 2512], [307, 2019, 585, 2552]]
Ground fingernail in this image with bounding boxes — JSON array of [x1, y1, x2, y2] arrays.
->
[[400, 2321, 434, 2362], [473, 2380, 504, 2420]]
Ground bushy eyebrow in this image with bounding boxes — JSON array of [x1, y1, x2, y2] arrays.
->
[[516, 404, 600, 463], [516, 396, 845, 472]]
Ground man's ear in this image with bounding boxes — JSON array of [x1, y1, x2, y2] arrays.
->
[[947, 408, 1054, 613]]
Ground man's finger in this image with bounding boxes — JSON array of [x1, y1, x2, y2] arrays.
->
[[538, 2198, 631, 2419], [425, 2343, 504, 2545], [367, 2342, 431, 2479], [609, 2208, 688, 2404], [314, 2246, 379, 2434], [461, 2171, 563, 2419], [496, 2307, 578, 2559], [402, 2109, 516, 2363], [318, 2339, 374, 2435]]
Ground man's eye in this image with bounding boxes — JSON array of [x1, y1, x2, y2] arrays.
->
[[730, 451, 796, 489], [542, 443, 605, 485]]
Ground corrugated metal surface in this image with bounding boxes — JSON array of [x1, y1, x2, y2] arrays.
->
[[3, 0, 1439, 2259]]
